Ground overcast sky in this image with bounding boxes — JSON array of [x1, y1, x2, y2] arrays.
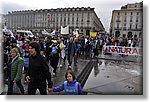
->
[[1, 0, 142, 32]]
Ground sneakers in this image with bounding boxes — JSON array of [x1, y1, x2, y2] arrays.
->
[[67, 66, 72, 70], [53, 73, 56, 76], [60, 64, 62, 68]]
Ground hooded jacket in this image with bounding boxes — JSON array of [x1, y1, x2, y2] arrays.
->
[[53, 80, 82, 95]]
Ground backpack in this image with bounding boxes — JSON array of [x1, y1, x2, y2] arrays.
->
[[51, 47, 57, 54], [23, 57, 29, 68], [64, 81, 79, 95]]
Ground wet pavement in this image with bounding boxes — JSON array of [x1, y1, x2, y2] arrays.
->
[[2, 53, 143, 95], [0, 42, 3, 94], [48, 57, 90, 95], [83, 54, 142, 95], [0, 60, 3, 94]]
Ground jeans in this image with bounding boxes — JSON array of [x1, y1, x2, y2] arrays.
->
[[67, 54, 73, 66]]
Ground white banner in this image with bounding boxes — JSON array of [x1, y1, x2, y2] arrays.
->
[[103, 46, 142, 56], [61, 26, 69, 34]]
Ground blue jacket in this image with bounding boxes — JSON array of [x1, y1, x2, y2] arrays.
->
[[65, 42, 77, 56], [53, 80, 82, 95]]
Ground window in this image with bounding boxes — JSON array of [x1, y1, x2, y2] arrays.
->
[[130, 24, 132, 29], [81, 19, 83, 22], [124, 23, 126, 30], [87, 20, 90, 23], [56, 17, 58, 22], [124, 23, 126, 27], [60, 17, 62, 22], [124, 16, 127, 22], [117, 23, 119, 28], [116, 16, 120, 22], [68, 13, 70, 16], [87, 13, 90, 20], [130, 16, 133, 22], [136, 24, 138, 29], [72, 17, 74, 25], [136, 17, 139, 22], [135, 5, 137, 7], [117, 16, 120, 20]]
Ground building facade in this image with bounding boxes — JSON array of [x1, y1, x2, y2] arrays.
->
[[110, 1, 143, 39], [0, 15, 3, 94], [4, 7, 105, 35]]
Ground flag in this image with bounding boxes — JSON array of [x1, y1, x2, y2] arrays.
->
[[42, 29, 49, 35], [90, 32, 97, 37], [50, 30, 56, 36], [76, 31, 79, 38]]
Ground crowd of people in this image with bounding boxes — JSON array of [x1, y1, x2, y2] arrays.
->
[[2, 31, 142, 95]]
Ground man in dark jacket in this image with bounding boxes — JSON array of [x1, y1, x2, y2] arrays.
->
[[66, 37, 77, 69], [25, 42, 53, 95]]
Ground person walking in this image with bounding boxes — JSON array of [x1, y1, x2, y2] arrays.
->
[[66, 37, 77, 69], [7, 48, 24, 95], [74, 38, 81, 66], [48, 70, 82, 95], [59, 37, 65, 68], [25, 42, 53, 95], [49, 41, 60, 76]]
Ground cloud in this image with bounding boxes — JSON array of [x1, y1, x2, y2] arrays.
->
[[1, 0, 142, 32], [1, 1, 30, 14]]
